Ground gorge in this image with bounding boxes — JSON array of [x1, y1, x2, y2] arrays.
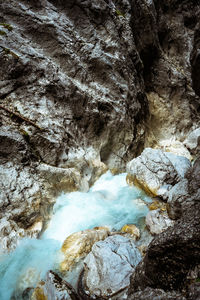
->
[[0, 0, 200, 299]]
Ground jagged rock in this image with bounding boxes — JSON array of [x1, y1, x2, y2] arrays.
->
[[78, 235, 141, 299], [31, 270, 79, 300], [121, 224, 140, 240], [126, 148, 191, 198], [60, 227, 110, 272], [184, 127, 200, 155], [145, 209, 174, 235], [188, 283, 200, 300], [128, 287, 186, 300]]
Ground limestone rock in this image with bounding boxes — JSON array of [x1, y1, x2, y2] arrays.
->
[[145, 209, 174, 235], [60, 227, 110, 272], [79, 235, 141, 299], [121, 224, 140, 240], [126, 148, 191, 198], [31, 270, 79, 300]]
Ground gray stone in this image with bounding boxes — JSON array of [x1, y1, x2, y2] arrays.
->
[[126, 148, 191, 199], [79, 235, 141, 299], [145, 209, 174, 235], [184, 128, 200, 154], [129, 287, 186, 300]]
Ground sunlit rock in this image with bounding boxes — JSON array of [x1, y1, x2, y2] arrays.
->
[[145, 209, 174, 235], [60, 227, 110, 272], [31, 270, 78, 300], [121, 224, 140, 240], [148, 199, 167, 211], [156, 140, 192, 160], [79, 235, 141, 299], [126, 148, 191, 199]]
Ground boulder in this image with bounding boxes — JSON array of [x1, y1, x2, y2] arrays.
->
[[31, 270, 79, 300], [128, 287, 186, 300], [79, 235, 141, 299], [145, 209, 174, 235], [126, 148, 191, 199], [60, 227, 110, 272], [121, 224, 140, 240], [184, 128, 200, 154]]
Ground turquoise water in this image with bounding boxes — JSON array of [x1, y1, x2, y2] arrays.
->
[[0, 171, 151, 299]]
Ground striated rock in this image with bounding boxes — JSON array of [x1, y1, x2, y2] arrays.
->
[[60, 227, 110, 272], [79, 235, 141, 299], [128, 287, 186, 300], [121, 224, 140, 240], [145, 209, 174, 235], [31, 270, 79, 300], [126, 148, 191, 198]]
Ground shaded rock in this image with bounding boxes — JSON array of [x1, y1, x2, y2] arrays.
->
[[121, 224, 140, 240], [60, 227, 110, 272], [31, 270, 79, 300], [145, 209, 174, 235], [128, 201, 200, 293], [126, 148, 191, 198], [79, 235, 141, 299], [188, 282, 200, 300], [128, 287, 186, 300]]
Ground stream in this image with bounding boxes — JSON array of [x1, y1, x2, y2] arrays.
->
[[0, 171, 152, 299]]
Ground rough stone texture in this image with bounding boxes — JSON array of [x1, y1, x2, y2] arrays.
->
[[31, 270, 79, 300], [145, 209, 174, 235], [121, 224, 140, 240], [0, 0, 150, 250], [128, 156, 200, 295], [78, 235, 141, 299], [128, 287, 186, 300], [126, 148, 191, 198], [60, 227, 110, 272]]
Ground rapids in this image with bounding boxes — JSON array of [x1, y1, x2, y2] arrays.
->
[[0, 171, 151, 299]]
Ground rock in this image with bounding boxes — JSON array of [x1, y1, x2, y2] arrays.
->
[[126, 148, 191, 198], [60, 227, 110, 272], [128, 287, 186, 300], [184, 128, 200, 155], [148, 199, 167, 211], [128, 200, 200, 294], [156, 139, 192, 160], [121, 224, 140, 240], [78, 235, 141, 299], [145, 209, 174, 235], [31, 270, 79, 300], [188, 282, 200, 300]]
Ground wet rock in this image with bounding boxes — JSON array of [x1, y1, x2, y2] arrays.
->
[[126, 148, 191, 198], [79, 235, 141, 299], [31, 270, 79, 300], [121, 224, 140, 240], [60, 227, 110, 272], [145, 209, 174, 235]]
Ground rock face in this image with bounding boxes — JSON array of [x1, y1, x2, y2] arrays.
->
[[127, 148, 191, 198], [78, 235, 141, 299], [128, 156, 200, 296], [0, 0, 149, 249], [60, 227, 110, 272]]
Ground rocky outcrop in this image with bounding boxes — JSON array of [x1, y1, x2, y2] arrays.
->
[[60, 227, 110, 272], [126, 148, 191, 198], [128, 156, 200, 296], [78, 235, 141, 299]]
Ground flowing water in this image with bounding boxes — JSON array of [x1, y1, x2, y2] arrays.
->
[[0, 171, 152, 299]]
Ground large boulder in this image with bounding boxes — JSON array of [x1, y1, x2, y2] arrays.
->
[[60, 227, 110, 272], [78, 235, 141, 299], [126, 148, 191, 199]]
